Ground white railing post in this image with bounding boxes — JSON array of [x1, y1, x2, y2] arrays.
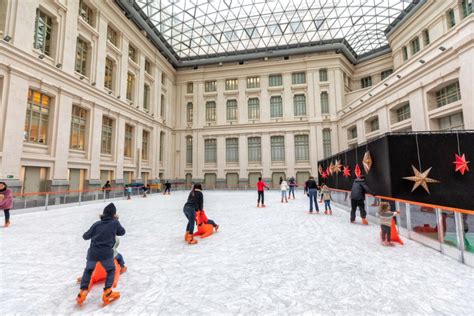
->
[[395, 201, 401, 231], [406, 202, 412, 239], [45, 194, 49, 210], [454, 212, 466, 264], [79, 192, 82, 206], [435, 208, 444, 253]]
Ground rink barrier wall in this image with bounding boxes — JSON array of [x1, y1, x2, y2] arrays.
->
[[328, 187, 474, 267]]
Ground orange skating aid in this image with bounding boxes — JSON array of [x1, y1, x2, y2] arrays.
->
[[87, 259, 121, 290], [390, 218, 404, 245], [193, 210, 214, 239]]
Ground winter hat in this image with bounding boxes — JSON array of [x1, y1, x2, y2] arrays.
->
[[103, 203, 117, 217]]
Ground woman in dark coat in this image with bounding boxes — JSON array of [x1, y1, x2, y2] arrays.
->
[[183, 183, 203, 244], [0, 182, 13, 227]]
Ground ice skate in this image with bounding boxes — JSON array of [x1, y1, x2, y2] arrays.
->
[[76, 289, 88, 305], [4, 220, 10, 227], [215, 225, 219, 232], [120, 266, 127, 274], [362, 218, 369, 225], [261, 204, 266, 207], [257, 203, 260, 208], [324, 210, 328, 215], [102, 288, 120, 306], [185, 232, 192, 242], [329, 210, 333, 215], [187, 236, 198, 244]]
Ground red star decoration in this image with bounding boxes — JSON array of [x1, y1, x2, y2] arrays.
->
[[453, 153, 470, 175], [322, 171, 328, 179], [343, 166, 351, 178], [354, 164, 362, 178]]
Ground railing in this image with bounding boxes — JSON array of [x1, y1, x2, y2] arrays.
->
[[329, 187, 474, 267]]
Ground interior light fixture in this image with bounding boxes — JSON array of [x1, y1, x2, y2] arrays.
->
[[396, 75, 401, 79], [38, 54, 45, 59], [419, 59, 425, 64], [91, 82, 96, 86], [108, 91, 112, 95], [55, 63, 62, 68], [239, 60, 244, 65], [79, 75, 84, 80], [384, 83, 389, 86], [117, 95, 121, 99], [3, 35, 12, 42], [439, 46, 446, 51]]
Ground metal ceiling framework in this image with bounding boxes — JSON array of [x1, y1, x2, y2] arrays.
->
[[115, 0, 425, 68]]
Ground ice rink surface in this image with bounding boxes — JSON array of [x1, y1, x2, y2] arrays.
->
[[1, 190, 473, 315]]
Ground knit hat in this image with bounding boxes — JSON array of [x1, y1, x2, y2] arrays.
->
[[103, 203, 117, 217]]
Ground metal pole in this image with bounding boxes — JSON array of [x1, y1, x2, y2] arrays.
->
[[454, 212, 466, 264], [79, 192, 82, 206], [406, 202, 412, 239], [435, 208, 444, 253]]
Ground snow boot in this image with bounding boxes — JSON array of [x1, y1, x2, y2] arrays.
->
[[185, 232, 192, 242], [187, 236, 198, 244], [362, 218, 369, 225], [102, 288, 120, 306], [76, 289, 88, 305]]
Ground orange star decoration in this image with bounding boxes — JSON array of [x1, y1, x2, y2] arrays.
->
[[403, 165, 440, 194], [354, 164, 362, 178], [363, 151, 373, 173], [343, 166, 351, 178], [318, 164, 323, 175], [334, 159, 342, 174], [453, 153, 470, 175], [329, 161, 335, 175]]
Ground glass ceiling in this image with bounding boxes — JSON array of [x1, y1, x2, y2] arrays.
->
[[122, 0, 420, 66]]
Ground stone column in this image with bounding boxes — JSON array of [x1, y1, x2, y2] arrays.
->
[[409, 88, 428, 131], [115, 116, 126, 184], [239, 135, 248, 188], [261, 133, 271, 180], [88, 106, 104, 188], [458, 46, 474, 129], [216, 136, 226, 188]]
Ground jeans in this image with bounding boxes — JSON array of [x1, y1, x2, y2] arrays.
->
[[381, 225, 391, 241], [3, 209, 10, 222], [288, 186, 295, 198], [351, 199, 367, 221], [115, 253, 125, 267], [183, 205, 196, 233], [308, 189, 319, 212], [80, 258, 116, 290], [281, 190, 287, 200], [257, 191, 264, 204], [164, 187, 171, 194], [324, 200, 331, 211]]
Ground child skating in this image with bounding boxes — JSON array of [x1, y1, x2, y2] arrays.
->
[[280, 179, 288, 203], [320, 184, 333, 215], [76, 203, 126, 306], [256, 177, 269, 207], [378, 202, 399, 246]]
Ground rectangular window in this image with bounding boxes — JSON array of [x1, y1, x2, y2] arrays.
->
[[225, 79, 238, 90], [186, 137, 193, 164], [160, 94, 165, 117], [294, 94, 306, 116], [161, 73, 166, 85], [436, 82, 461, 107], [204, 139, 217, 163], [320, 92, 329, 114], [322, 129, 331, 158], [269, 74, 282, 87], [270, 96, 283, 118], [439, 113, 464, 130], [447, 9, 456, 28], [319, 69, 328, 82], [159, 132, 165, 162], [292, 72, 306, 84], [142, 130, 149, 161], [402, 46, 408, 61], [128, 44, 137, 62], [143, 84, 150, 110], [104, 58, 114, 91], [246, 76, 260, 89], [248, 137, 261, 163], [248, 98, 260, 120], [226, 99, 238, 121], [24, 90, 50, 144], [226, 138, 239, 163], [126, 73, 135, 101], [107, 25, 118, 46], [186, 102, 193, 123], [101, 116, 113, 154], [124, 124, 133, 158], [381, 69, 393, 80], [461, 0, 473, 18], [78, 0, 94, 26], [205, 80, 216, 92], [75, 38, 88, 76], [33, 9, 53, 56], [361, 76, 372, 88], [422, 29, 430, 46], [187, 82, 193, 93], [396, 103, 411, 122], [271, 136, 285, 162], [206, 101, 216, 122], [348, 126, 357, 140], [410, 37, 420, 55], [295, 135, 309, 162], [70, 105, 87, 150], [369, 118, 379, 132], [144, 59, 151, 75]]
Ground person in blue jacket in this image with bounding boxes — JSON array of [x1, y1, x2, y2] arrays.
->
[[76, 203, 126, 306]]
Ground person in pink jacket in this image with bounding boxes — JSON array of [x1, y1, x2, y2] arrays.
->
[[0, 182, 13, 227]]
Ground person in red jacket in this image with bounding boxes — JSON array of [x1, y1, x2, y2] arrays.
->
[[256, 177, 269, 207], [196, 209, 219, 232]]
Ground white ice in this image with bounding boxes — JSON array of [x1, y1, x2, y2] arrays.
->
[[1, 190, 473, 315]]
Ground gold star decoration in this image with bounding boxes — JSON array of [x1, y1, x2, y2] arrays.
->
[[333, 159, 342, 174], [403, 165, 440, 194], [363, 151, 372, 173], [318, 164, 323, 175], [329, 161, 334, 175]]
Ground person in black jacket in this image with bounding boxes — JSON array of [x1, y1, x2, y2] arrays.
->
[[304, 176, 319, 213], [76, 203, 126, 306], [102, 180, 111, 199], [163, 180, 172, 195], [183, 183, 203, 244], [350, 175, 373, 224]]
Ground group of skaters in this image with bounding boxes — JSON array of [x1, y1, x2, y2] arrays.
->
[[102, 180, 172, 200]]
